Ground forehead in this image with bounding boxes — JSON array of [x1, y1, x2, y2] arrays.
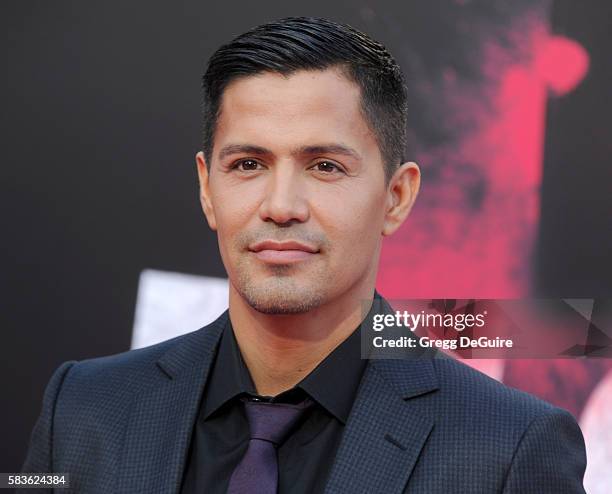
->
[[213, 68, 380, 160]]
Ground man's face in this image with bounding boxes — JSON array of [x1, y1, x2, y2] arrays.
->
[[197, 68, 415, 314]]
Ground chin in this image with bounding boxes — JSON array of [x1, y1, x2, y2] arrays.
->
[[238, 282, 326, 315]]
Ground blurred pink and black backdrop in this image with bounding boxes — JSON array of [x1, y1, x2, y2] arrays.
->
[[2, 0, 610, 490]]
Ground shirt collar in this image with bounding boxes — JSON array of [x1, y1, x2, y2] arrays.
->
[[295, 318, 367, 424], [201, 318, 257, 420], [202, 291, 384, 423]]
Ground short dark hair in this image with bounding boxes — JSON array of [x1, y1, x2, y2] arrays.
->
[[202, 16, 408, 183]]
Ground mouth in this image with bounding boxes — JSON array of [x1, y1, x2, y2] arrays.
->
[[248, 240, 320, 265]]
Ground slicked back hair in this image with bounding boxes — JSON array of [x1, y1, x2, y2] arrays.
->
[[202, 17, 408, 184]]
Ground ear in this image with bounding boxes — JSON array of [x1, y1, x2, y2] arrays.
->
[[382, 161, 421, 236], [196, 151, 217, 231]]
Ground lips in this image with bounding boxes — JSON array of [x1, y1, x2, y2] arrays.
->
[[248, 240, 319, 264], [249, 240, 319, 253]]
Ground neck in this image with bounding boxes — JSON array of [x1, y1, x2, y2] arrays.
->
[[228, 283, 375, 397]]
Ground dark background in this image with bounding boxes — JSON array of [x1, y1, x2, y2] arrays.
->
[[2, 0, 610, 472]]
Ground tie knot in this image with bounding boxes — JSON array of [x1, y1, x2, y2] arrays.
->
[[242, 396, 313, 446]]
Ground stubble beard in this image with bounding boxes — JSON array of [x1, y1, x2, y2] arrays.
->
[[234, 263, 327, 314]]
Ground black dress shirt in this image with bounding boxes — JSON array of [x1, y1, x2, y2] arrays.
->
[[179, 312, 369, 494]]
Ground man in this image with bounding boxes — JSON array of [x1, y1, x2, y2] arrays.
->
[[23, 17, 586, 493]]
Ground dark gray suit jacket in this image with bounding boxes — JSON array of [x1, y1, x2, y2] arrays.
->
[[23, 309, 587, 493]]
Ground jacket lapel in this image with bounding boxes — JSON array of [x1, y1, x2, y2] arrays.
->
[[323, 356, 439, 494], [116, 311, 228, 494]]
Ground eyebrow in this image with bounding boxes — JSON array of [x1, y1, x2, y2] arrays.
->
[[218, 144, 271, 161], [217, 143, 362, 162], [295, 144, 362, 161]]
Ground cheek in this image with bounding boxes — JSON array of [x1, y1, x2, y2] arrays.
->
[[314, 188, 385, 254], [211, 210, 242, 272], [211, 182, 260, 242]]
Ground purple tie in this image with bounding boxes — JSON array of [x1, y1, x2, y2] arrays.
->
[[226, 396, 314, 494]]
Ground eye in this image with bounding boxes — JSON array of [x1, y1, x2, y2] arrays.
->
[[231, 159, 263, 171], [312, 161, 345, 174]]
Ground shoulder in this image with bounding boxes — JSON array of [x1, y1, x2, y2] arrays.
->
[[432, 356, 558, 420], [23, 316, 226, 472], [428, 357, 585, 491], [428, 356, 585, 459]]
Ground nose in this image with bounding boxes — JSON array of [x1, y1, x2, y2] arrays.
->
[[258, 166, 309, 225]]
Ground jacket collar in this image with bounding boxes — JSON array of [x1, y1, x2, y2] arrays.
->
[[155, 311, 227, 380]]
